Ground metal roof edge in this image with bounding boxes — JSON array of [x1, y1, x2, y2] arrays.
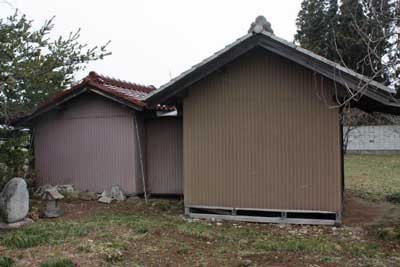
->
[[145, 30, 397, 108], [259, 31, 393, 94], [145, 32, 255, 102]]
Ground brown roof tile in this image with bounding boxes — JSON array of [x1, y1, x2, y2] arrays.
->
[[15, 71, 176, 125]]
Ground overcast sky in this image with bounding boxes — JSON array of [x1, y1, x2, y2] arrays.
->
[[1, 0, 303, 87]]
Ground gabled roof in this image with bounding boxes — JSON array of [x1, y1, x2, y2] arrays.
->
[[16, 71, 173, 125], [145, 20, 400, 115]]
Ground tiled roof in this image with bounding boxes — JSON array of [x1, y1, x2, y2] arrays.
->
[[16, 72, 175, 125], [84, 71, 155, 106]]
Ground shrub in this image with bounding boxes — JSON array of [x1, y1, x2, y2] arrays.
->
[[39, 257, 74, 267], [385, 192, 400, 203], [0, 128, 32, 190], [376, 227, 400, 241]]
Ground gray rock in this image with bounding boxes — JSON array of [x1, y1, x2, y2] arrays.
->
[[98, 196, 113, 204], [57, 184, 74, 194], [110, 186, 125, 201], [101, 190, 111, 198], [98, 186, 126, 204], [0, 178, 29, 223]]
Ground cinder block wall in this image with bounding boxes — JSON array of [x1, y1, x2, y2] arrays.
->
[[344, 126, 400, 154]]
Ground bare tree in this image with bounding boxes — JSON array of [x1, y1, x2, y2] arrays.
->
[[333, 0, 399, 106]]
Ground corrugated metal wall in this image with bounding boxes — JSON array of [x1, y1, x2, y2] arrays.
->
[[183, 48, 342, 212], [145, 117, 183, 194], [34, 93, 140, 194]]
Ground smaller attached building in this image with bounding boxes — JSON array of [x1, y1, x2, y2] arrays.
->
[[18, 72, 183, 196]]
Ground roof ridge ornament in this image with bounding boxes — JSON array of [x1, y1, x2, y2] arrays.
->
[[248, 15, 274, 34]]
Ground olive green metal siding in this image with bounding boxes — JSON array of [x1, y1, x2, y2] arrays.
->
[[183, 49, 342, 212], [145, 117, 183, 194]]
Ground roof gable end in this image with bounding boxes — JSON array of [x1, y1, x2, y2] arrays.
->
[[145, 29, 400, 115], [15, 72, 155, 125]]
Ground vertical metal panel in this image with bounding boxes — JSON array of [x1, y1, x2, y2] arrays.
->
[[34, 93, 138, 193], [184, 49, 342, 212], [145, 117, 183, 194]]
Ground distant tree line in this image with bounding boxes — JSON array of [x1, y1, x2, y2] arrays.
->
[[295, 0, 400, 125]]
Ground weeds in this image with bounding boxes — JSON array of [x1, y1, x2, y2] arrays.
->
[[177, 244, 192, 255], [0, 256, 14, 267], [386, 192, 400, 203], [39, 257, 74, 267], [0, 196, 395, 266], [255, 237, 336, 254], [376, 227, 400, 242], [0, 221, 93, 248], [78, 240, 124, 263], [177, 222, 214, 240]]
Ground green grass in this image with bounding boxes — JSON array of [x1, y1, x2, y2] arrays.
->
[[254, 237, 337, 254], [0, 210, 170, 249], [345, 155, 400, 201], [39, 257, 74, 267], [0, 256, 14, 267], [177, 222, 215, 240], [0, 205, 393, 266], [0, 221, 94, 249], [0, 192, 397, 266]]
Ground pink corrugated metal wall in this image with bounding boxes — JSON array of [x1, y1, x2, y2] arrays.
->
[[145, 117, 183, 194], [34, 93, 139, 194]]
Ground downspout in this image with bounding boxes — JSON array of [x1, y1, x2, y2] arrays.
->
[[134, 114, 148, 203]]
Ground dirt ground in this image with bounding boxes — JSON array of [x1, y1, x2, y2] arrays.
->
[[1, 192, 400, 267]]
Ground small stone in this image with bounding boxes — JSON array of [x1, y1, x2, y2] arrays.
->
[[240, 259, 252, 266], [56, 184, 74, 194], [101, 190, 111, 198], [98, 196, 113, 204], [110, 186, 125, 201], [0, 178, 29, 223], [335, 244, 343, 251]]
